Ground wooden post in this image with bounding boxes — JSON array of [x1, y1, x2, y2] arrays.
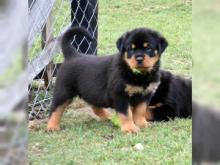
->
[[41, 12, 54, 90]]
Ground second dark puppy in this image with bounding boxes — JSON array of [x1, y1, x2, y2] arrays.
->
[[47, 27, 168, 133], [147, 70, 192, 121]]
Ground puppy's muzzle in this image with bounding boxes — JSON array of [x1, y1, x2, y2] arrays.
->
[[136, 56, 144, 65]]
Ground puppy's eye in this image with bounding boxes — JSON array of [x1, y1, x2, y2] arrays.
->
[[127, 47, 135, 51], [145, 47, 152, 51], [145, 47, 155, 57]]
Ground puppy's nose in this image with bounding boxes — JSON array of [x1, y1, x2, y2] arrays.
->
[[136, 56, 143, 64]]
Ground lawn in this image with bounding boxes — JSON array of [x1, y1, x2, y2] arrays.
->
[[28, 0, 192, 164], [29, 109, 191, 164]]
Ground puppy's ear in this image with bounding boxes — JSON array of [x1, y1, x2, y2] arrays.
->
[[116, 32, 129, 52], [157, 36, 168, 55]]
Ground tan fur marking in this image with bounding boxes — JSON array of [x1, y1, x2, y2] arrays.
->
[[124, 52, 160, 72], [146, 103, 163, 121], [143, 54, 159, 71], [125, 82, 160, 96], [92, 106, 112, 120], [124, 52, 137, 69], [143, 42, 148, 47], [146, 107, 153, 121], [119, 106, 140, 133], [125, 85, 144, 96], [133, 102, 150, 128], [47, 101, 71, 131], [131, 44, 136, 49], [144, 81, 160, 94], [148, 103, 163, 110]]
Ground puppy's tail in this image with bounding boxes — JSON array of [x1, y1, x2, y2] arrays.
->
[[61, 27, 93, 59]]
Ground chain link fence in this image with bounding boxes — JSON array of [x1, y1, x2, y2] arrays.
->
[[28, 0, 98, 120]]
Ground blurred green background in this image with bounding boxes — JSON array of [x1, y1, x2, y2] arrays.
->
[[193, 0, 220, 108]]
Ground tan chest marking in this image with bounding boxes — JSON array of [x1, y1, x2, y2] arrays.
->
[[145, 81, 160, 94], [125, 85, 144, 96], [125, 81, 160, 97]]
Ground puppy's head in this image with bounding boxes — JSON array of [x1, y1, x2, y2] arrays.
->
[[116, 28, 168, 72]]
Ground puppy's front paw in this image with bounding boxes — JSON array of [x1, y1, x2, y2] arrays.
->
[[134, 119, 150, 129], [47, 125, 60, 132], [47, 121, 61, 132], [121, 123, 140, 134]]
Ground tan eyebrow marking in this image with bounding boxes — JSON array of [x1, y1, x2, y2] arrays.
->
[[131, 44, 136, 49], [143, 42, 148, 47]]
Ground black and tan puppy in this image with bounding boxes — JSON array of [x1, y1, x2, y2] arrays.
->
[[147, 70, 192, 121], [47, 27, 168, 133]]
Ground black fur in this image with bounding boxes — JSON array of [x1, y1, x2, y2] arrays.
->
[[61, 27, 93, 59], [149, 70, 192, 121]]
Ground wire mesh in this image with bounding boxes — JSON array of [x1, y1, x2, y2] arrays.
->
[[28, 0, 98, 120]]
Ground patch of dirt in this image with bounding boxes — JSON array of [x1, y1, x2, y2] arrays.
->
[[68, 97, 88, 109], [28, 119, 47, 131], [28, 98, 115, 130]]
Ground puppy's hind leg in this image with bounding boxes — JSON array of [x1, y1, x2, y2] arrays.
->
[[91, 106, 112, 120], [47, 89, 74, 132]]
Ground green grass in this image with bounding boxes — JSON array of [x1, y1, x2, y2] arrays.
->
[[29, 110, 191, 165], [29, 0, 192, 164]]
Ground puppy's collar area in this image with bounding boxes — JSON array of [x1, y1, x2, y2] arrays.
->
[[125, 81, 160, 97], [146, 81, 160, 94]]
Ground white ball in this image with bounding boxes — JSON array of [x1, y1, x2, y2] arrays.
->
[[134, 143, 144, 151]]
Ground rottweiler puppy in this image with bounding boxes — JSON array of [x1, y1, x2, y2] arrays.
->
[[47, 27, 168, 133], [147, 70, 192, 121]]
